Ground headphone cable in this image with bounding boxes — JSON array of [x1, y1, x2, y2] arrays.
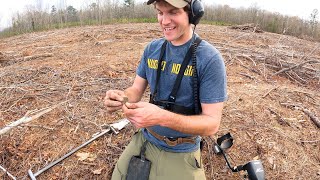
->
[[191, 24, 201, 114]]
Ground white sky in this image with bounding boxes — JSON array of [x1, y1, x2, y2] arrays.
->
[[0, 0, 319, 30]]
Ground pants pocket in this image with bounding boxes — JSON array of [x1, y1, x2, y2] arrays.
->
[[185, 150, 203, 169]]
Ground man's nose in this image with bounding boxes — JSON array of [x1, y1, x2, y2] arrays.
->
[[162, 14, 171, 24]]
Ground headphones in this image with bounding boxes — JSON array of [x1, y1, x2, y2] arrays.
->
[[187, 0, 204, 25]]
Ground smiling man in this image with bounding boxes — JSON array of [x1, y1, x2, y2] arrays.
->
[[104, 0, 227, 179]]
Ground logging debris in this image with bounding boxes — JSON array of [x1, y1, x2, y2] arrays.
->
[[229, 23, 264, 33], [0, 23, 318, 180]]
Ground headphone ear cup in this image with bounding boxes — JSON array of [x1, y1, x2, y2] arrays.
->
[[189, 0, 204, 25]]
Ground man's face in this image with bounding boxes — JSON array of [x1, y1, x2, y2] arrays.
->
[[156, 1, 191, 45]]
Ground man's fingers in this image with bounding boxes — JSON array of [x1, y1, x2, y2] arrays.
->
[[105, 91, 127, 104], [126, 117, 142, 128], [106, 100, 123, 107], [106, 90, 124, 96], [104, 90, 128, 114], [124, 102, 138, 109], [109, 93, 123, 102], [106, 106, 121, 113]]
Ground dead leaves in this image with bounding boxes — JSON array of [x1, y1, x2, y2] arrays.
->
[[76, 152, 97, 162], [76, 152, 104, 175], [92, 168, 103, 175]]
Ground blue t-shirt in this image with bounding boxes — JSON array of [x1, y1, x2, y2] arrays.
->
[[136, 35, 227, 152]]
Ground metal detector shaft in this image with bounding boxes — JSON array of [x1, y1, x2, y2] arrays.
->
[[27, 118, 130, 179], [28, 128, 111, 180]]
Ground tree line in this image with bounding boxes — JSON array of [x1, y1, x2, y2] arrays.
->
[[205, 4, 319, 41], [0, 0, 319, 41]]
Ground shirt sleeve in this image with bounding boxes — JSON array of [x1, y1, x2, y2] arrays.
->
[[199, 52, 228, 103]]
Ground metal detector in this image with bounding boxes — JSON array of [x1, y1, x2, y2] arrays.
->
[[213, 133, 265, 180]]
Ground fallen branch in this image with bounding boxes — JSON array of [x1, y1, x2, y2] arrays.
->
[[262, 86, 279, 98], [292, 90, 316, 96], [0, 164, 16, 180], [280, 103, 320, 128], [300, 108, 320, 128], [20, 124, 54, 131], [0, 86, 27, 91], [268, 108, 291, 126], [22, 53, 53, 61], [240, 64, 261, 75], [239, 72, 255, 80], [273, 60, 320, 76], [236, 54, 257, 66], [281, 44, 320, 77], [0, 101, 67, 135], [229, 23, 264, 33], [254, 56, 319, 79], [300, 139, 320, 143]]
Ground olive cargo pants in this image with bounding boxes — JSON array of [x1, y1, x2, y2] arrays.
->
[[111, 131, 206, 180]]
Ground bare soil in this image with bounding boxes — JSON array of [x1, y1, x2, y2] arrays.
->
[[0, 23, 319, 180]]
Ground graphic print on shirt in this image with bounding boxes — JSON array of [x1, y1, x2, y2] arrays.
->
[[147, 58, 193, 76]]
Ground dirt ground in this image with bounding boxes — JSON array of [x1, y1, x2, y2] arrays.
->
[[0, 23, 319, 180]]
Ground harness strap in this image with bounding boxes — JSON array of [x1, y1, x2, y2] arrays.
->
[[169, 37, 202, 102], [146, 128, 196, 146], [151, 99, 195, 115], [153, 40, 168, 99], [150, 37, 202, 115], [140, 140, 148, 160]]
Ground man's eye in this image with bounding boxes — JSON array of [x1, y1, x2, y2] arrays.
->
[[170, 11, 178, 15]]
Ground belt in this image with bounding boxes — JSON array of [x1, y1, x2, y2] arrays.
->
[[146, 128, 196, 146]]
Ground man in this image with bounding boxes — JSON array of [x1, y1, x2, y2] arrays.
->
[[104, 0, 227, 179]]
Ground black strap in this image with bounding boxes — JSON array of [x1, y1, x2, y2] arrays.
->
[[151, 37, 202, 115], [169, 37, 202, 102], [153, 40, 168, 99], [152, 100, 195, 115], [140, 141, 148, 161]]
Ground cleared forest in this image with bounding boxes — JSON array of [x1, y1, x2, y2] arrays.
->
[[0, 23, 319, 179]]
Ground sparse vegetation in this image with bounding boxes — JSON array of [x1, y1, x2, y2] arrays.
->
[[0, 23, 319, 180], [1, 2, 319, 180], [0, 1, 319, 41]]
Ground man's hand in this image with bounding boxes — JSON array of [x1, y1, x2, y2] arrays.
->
[[121, 101, 224, 136], [122, 102, 163, 128], [104, 90, 127, 113]]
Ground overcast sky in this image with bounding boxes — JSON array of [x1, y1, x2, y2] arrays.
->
[[0, 0, 319, 30]]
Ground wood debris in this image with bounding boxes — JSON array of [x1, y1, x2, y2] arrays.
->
[[229, 23, 264, 33]]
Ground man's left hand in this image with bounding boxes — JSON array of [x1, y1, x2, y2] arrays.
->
[[122, 102, 163, 128]]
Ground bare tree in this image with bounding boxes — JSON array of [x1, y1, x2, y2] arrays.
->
[[58, 0, 67, 27], [310, 9, 319, 38]]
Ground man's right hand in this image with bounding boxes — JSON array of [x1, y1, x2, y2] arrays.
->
[[104, 90, 127, 113]]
